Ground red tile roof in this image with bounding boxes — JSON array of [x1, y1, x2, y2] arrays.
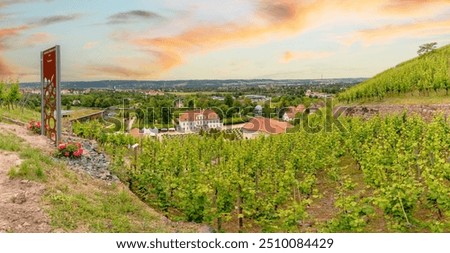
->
[[179, 109, 219, 122], [129, 128, 141, 138], [285, 104, 305, 119], [242, 117, 292, 134]]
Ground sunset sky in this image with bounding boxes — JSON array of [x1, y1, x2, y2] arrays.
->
[[1, 0, 450, 82]]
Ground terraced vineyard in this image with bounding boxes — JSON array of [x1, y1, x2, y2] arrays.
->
[[105, 114, 449, 232], [339, 44, 450, 103]]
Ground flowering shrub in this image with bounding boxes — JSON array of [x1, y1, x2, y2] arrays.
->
[[57, 142, 83, 158], [28, 120, 41, 134]]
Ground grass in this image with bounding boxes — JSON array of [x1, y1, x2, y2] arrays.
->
[[65, 108, 103, 120], [0, 132, 23, 152], [45, 185, 166, 232], [0, 105, 102, 125], [0, 132, 51, 182], [43, 167, 199, 232], [0, 106, 40, 123], [9, 147, 56, 181]]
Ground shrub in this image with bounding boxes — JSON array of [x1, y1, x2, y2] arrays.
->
[[57, 142, 83, 159], [27, 120, 41, 134]]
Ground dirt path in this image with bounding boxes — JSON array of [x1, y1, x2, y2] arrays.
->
[[0, 123, 54, 232], [0, 151, 52, 232]]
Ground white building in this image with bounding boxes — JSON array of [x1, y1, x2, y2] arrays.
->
[[177, 109, 223, 132], [282, 104, 305, 121]]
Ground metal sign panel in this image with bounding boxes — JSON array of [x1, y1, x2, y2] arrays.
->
[[41, 45, 61, 145]]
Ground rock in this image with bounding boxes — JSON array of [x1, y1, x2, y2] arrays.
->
[[198, 225, 214, 233], [57, 137, 119, 182], [12, 192, 27, 204]]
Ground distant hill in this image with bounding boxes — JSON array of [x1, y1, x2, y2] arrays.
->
[[21, 78, 366, 90], [338, 44, 450, 103]]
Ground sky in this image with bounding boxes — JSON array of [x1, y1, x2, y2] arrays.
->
[[1, 0, 450, 82]]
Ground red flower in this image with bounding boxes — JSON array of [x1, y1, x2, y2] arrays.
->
[[28, 120, 42, 134], [58, 142, 83, 159], [73, 149, 83, 157]]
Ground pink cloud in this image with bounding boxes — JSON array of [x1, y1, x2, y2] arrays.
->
[[342, 18, 450, 46], [83, 41, 99, 50], [25, 32, 53, 46], [281, 50, 334, 63]]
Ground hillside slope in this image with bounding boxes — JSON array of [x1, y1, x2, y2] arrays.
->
[[338, 44, 450, 103], [0, 121, 206, 232]]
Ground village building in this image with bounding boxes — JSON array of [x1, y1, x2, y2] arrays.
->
[[308, 101, 326, 114], [282, 104, 305, 121], [242, 117, 293, 139], [305, 90, 333, 98], [177, 109, 223, 132], [244, 95, 270, 103], [174, 99, 184, 108], [143, 127, 158, 137], [129, 128, 141, 139]]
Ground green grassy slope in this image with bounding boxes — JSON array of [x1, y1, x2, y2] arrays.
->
[[338, 44, 450, 103]]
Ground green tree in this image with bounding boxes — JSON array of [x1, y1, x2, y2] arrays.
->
[[161, 107, 172, 125], [6, 81, 21, 109], [224, 94, 234, 107], [81, 95, 95, 107], [188, 99, 195, 109], [417, 42, 437, 56]]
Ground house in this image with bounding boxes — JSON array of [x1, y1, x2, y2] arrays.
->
[[244, 95, 270, 103], [129, 128, 141, 138], [60, 110, 72, 118], [175, 99, 184, 108], [143, 127, 158, 137], [308, 101, 326, 113], [72, 99, 81, 106], [211, 96, 225, 101], [242, 117, 293, 139], [305, 90, 333, 98], [177, 109, 223, 132], [282, 104, 305, 121]]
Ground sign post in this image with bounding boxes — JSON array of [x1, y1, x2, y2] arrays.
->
[[41, 45, 61, 145]]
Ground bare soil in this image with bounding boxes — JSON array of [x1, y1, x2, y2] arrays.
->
[[0, 151, 52, 232], [0, 123, 54, 232]]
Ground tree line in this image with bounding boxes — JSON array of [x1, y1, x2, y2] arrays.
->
[[0, 80, 22, 109]]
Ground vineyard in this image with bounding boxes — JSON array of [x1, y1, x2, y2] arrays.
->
[[338, 44, 450, 103], [79, 114, 450, 232]]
